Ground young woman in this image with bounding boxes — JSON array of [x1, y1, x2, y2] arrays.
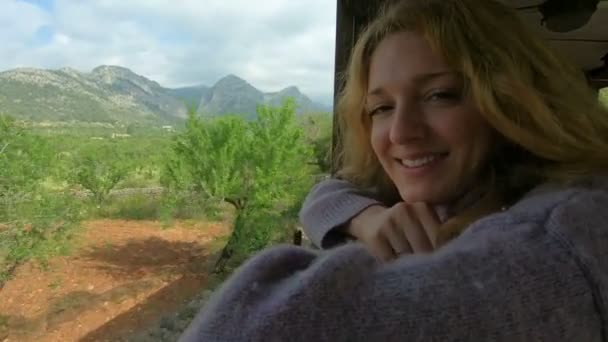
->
[[180, 0, 608, 340]]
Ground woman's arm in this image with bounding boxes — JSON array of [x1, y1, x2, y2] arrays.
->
[[178, 204, 603, 341], [298, 178, 386, 248]]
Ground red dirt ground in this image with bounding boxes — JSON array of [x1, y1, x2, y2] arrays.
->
[[0, 219, 230, 342]]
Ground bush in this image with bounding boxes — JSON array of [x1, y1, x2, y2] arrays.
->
[[67, 142, 134, 205], [114, 168, 160, 189], [0, 193, 83, 283], [92, 192, 163, 221], [0, 115, 82, 284], [163, 99, 316, 269]]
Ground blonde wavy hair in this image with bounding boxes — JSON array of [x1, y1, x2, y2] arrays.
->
[[335, 0, 608, 243]]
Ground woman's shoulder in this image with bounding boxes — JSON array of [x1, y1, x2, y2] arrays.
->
[[522, 176, 608, 281], [469, 175, 608, 229], [457, 175, 608, 272], [461, 175, 608, 291], [506, 175, 608, 225]]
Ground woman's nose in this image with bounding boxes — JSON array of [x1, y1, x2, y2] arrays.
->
[[388, 103, 427, 144]]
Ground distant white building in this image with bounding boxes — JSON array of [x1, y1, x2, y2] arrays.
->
[[162, 125, 175, 132]]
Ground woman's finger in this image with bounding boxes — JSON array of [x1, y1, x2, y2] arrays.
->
[[372, 233, 397, 262], [384, 225, 412, 255], [411, 202, 441, 249], [392, 203, 433, 253]]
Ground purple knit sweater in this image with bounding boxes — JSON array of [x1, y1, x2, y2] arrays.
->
[[179, 176, 608, 341]]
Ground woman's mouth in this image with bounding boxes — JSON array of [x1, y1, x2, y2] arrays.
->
[[397, 152, 449, 169]]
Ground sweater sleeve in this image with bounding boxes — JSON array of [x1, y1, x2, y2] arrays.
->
[[178, 215, 603, 342], [298, 178, 385, 248]]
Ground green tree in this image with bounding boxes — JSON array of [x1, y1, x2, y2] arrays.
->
[[0, 116, 51, 220], [300, 112, 333, 174], [163, 114, 251, 207], [163, 99, 315, 269], [69, 142, 133, 205], [0, 115, 81, 284]]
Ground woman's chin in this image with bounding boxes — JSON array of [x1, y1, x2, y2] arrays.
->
[[398, 191, 432, 204], [397, 187, 451, 205]]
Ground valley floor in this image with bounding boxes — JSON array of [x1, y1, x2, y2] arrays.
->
[[0, 219, 229, 342]]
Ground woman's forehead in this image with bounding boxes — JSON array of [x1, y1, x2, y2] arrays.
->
[[367, 32, 457, 90], [367, 72, 458, 96]]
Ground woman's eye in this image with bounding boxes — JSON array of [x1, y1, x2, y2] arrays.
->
[[368, 105, 392, 116], [426, 90, 461, 102]]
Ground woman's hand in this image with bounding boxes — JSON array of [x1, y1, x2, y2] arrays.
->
[[346, 202, 441, 262]]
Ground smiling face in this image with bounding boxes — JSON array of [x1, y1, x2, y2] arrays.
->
[[367, 31, 494, 205]]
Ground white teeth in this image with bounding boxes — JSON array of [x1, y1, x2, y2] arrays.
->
[[400, 154, 440, 168]]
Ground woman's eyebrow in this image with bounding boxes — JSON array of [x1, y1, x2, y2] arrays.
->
[[367, 71, 456, 96], [412, 71, 455, 84]]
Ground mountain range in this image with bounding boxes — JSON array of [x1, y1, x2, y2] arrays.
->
[[0, 65, 330, 124]]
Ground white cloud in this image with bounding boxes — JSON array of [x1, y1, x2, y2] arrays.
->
[[0, 0, 337, 104], [0, 1, 51, 67], [54, 33, 70, 45], [0, 1, 49, 36]]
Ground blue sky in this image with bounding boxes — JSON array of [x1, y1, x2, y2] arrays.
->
[[19, 0, 53, 11], [2, 0, 337, 105]]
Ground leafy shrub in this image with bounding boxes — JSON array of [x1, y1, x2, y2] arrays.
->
[[92, 192, 163, 221], [163, 99, 315, 269], [0, 115, 82, 284], [67, 142, 134, 205]]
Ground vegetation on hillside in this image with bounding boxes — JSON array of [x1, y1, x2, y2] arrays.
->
[[0, 98, 332, 286], [0, 66, 330, 124]]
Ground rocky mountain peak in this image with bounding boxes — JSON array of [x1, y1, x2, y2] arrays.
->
[[213, 74, 254, 90], [90, 65, 163, 94], [279, 85, 301, 95], [57, 67, 83, 78], [0, 65, 330, 124], [91, 65, 136, 76]]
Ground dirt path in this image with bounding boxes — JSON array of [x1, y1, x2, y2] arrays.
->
[[0, 219, 230, 342]]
